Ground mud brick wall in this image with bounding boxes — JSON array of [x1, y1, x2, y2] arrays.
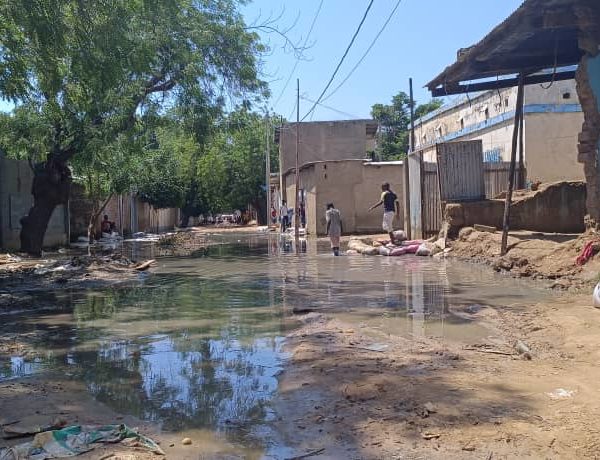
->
[[445, 181, 586, 234], [576, 55, 600, 226]]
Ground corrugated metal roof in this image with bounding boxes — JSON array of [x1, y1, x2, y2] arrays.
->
[[426, 0, 597, 93]]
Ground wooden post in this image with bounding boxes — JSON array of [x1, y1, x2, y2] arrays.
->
[[518, 105, 525, 189], [405, 78, 414, 239], [294, 79, 300, 241], [500, 74, 525, 256]]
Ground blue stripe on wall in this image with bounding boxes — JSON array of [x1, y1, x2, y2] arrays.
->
[[417, 103, 582, 148]]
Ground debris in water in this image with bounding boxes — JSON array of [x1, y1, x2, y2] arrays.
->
[[424, 402, 438, 414], [292, 307, 317, 315], [360, 343, 389, 352]]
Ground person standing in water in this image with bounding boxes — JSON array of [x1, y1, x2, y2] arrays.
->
[[280, 200, 289, 232], [326, 203, 342, 256], [368, 182, 400, 244]]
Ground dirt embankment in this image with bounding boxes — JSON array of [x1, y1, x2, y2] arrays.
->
[[276, 294, 600, 459], [0, 253, 156, 313], [446, 228, 600, 289]]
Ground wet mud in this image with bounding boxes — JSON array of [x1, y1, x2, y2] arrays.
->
[[1, 233, 598, 458]]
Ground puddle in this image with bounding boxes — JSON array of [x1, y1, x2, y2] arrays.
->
[[0, 233, 552, 456]]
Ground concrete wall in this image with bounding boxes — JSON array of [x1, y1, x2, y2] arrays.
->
[[285, 160, 404, 235], [414, 80, 584, 184], [278, 120, 375, 174], [69, 190, 180, 240], [525, 112, 585, 182], [0, 155, 68, 250], [444, 181, 586, 234]]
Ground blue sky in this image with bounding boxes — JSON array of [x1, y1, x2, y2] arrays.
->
[[243, 0, 523, 120], [1, 1, 523, 118]]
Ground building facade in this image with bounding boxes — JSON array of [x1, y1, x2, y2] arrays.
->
[[283, 159, 404, 236], [277, 119, 377, 179], [413, 79, 584, 183]]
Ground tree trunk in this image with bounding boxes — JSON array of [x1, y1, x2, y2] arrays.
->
[[20, 159, 72, 256], [179, 213, 190, 228]]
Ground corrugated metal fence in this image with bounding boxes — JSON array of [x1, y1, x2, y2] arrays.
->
[[484, 162, 524, 198], [437, 141, 485, 202], [409, 143, 524, 238]]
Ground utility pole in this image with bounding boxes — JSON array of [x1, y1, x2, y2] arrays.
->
[[405, 78, 415, 239], [294, 78, 300, 241], [265, 111, 271, 227]]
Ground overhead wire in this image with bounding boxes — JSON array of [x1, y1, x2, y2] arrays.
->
[[300, 95, 362, 119], [322, 0, 403, 103], [301, 0, 375, 121], [272, 0, 324, 110]]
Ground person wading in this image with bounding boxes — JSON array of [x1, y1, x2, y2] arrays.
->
[[368, 182, 400, 244], [326, 203, 342, 256], [280, 200, 289, 232]]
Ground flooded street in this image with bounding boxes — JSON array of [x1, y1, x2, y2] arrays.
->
[[0, 233, 557, 458]]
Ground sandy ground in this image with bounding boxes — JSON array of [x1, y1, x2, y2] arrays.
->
[[274, 293, 600, 459], [448, 228, 600, 290]]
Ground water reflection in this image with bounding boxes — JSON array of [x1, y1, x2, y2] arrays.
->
[[0, 233, 551, 455]]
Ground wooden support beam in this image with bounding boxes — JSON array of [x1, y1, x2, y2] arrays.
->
[[430, 70, 576, 97], [500, 73, 525, 256]]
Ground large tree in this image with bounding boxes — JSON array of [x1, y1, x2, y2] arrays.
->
[[0, 0, 266, 254], [371, 92, 443, 161]]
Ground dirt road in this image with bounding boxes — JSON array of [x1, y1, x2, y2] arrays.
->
[[275, 294, 600, 459]]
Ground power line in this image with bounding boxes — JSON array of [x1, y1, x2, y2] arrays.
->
[[322, 0, 403, 102], [301, 0, 375, 121], [300, 95, 362, 119], [272, 0, 324, 110]]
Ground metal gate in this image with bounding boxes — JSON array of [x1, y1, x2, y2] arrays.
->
[[408, 152, 442, 239], [436, 141, 485, 202]]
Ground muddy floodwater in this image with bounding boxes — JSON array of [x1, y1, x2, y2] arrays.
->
[[0, 233, 551, 458]]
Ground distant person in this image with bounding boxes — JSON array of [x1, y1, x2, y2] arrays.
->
[[368, 182, 400, 244], [287, 207, 294, 228], [326, 203, 342, 256], [300, 202, 306, 228], [101, 215, 115, 234], [271, 206, 277, 225], [280, 200, 289, 231]]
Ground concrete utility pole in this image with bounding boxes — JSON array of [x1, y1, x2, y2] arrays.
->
[[405, 78, 415, 239], [294, 78, 300, 241], [265, 111, 271, 226]]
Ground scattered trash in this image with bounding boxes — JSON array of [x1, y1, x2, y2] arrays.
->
[[514, 340, 532, 360], [133, 259, 156, 271], [593, 282, 600, 309], [424, 402, 437, 414], [2, 418, 66, 439], [576, 240, 600, 266], [421, 432, 441, 440], [415, 243, 432, 257], [546, 388, 576, 400], [292, 307, 317, 315], [360, 343, 389, 352], [181, 437, 192, 445], [284, 447, 325, 460], [0, 424, 164, 459]]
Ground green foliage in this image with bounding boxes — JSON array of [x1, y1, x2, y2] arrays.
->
[[196, 109, 268, 214], [371, 92, 443, 161], [0, 0, 267, 201]]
